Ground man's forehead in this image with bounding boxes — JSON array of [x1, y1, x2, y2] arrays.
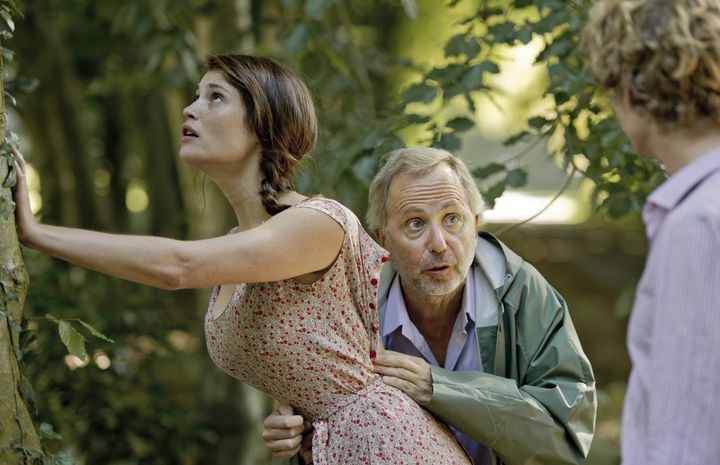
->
[[387, 166, 468, 212]]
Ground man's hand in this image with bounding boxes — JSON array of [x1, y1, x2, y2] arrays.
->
[[262, 402, 313, 461], [372, 349, 433, 404]]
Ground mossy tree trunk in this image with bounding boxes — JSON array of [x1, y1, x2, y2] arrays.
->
[[0, 53, 42, 464]]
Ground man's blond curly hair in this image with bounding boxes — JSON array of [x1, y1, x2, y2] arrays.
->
[[580, 0, 720, 127]]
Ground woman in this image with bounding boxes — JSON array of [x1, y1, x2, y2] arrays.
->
[[13, 54, 470, 465]]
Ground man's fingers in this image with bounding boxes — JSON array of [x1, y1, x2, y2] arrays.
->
[[263, 413, 304, 430], [381, 375, 416, 395], [265, 435, 303, 452], [373, 350, 423, 372], [275, 402, 295, 416], [268, 442, 302, 460], [373, 364, 417, 382], [262, 424, 305, 441]]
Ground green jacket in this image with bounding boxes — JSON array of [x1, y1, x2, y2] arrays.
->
[[376, 232, 597, 465]]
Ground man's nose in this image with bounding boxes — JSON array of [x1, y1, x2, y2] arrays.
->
[[427, 225, 448, 253]]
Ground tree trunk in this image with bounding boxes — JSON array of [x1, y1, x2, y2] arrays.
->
[[0, 54, 42, 465]]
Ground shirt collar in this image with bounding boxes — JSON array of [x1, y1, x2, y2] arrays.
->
[[382, 268, 476, 339], [647, 146, 720, 211], [642, 146, 720, 239]]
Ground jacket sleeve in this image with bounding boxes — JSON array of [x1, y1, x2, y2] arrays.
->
[[423, 282, 596, 465]]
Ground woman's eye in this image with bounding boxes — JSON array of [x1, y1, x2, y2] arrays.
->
[[211, 93, 224, 103]]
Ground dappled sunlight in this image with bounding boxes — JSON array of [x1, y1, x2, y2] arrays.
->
[[484, 190, 589, 225], [26, 163, 42, 214], [125, 180, 149, 213]]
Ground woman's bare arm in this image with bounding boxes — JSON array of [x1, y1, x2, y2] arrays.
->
[[13, 150, 343, 290]]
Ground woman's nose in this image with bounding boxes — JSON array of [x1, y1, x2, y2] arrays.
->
[[183, 101, 198, 119]]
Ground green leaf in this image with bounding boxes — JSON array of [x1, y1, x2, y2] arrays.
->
[[491, 22, 516, 44], [517, 27, 533, 44], [38, 423, 62, 440], [482, 181, 507, 209], [17, 378, 36, 412], [400, 0, 418, 19], [505, 168, 528, 187], [605, 193, 633, 219], [402, 82, 437, 104], [58, 320, 87, 360], [77, 320, 115, 343], [444, 33, 468, 57], [473, 162, 505, 179], [528, 116, 549, 130], [305, 0, 334, 19], [503, 131, 530, 146], [43, 451, 74, 465], [444, 84, 466, 99], [436, 133, 462, 151], [404, 114, 430, 124], [285, 24, 309, 54], [461, 64, 486, 90], [446, 117, 475, 132], [427, 64, 464, 83]]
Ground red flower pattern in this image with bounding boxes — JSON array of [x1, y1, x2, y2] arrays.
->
[[205, 198, 470, 464]]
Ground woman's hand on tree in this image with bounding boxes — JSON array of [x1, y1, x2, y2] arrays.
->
[[11, 148, 39, 244]]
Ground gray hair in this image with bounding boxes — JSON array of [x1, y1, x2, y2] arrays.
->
[[366, 147, 484, 233]]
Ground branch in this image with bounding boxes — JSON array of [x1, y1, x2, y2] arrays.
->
[[495, 164, 578, 236]]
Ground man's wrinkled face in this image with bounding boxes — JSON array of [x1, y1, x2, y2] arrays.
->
[[378, 164, 478, 298]]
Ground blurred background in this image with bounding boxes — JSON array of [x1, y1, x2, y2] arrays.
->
[[1, 0, 661, 463]]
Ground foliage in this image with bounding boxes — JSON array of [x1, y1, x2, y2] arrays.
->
[[395, 0, 666, 218]]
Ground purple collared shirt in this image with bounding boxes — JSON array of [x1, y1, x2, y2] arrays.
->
[[382, 268, 492, 465], [622, 147, 720, 465]]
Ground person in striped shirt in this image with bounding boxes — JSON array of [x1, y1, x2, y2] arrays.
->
[[581, 1, 720, 464]]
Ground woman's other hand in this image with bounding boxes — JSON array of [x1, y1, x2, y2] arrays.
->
[[262, 402, 313, 460]]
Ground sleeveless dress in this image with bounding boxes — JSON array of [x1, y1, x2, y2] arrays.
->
[[204, 198, 471, 465]]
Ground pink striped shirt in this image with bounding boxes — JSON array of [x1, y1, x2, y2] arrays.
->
[[622, 147, 720, 465]]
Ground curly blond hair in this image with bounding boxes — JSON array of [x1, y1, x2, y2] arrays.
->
[[580, 0, 720, 127]]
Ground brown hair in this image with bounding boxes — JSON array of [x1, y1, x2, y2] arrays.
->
[[580, 0, 720, 128], [367, 147, 483, 233], [207, 54, 317, 215]]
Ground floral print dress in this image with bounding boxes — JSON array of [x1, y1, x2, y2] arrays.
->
[[205, 198, 470, 465]]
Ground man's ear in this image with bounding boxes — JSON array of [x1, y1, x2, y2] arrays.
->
[[375, 228, 386, 247]]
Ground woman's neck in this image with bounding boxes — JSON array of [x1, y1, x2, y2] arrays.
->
[[209, 150, 269, 231], [209, 150, 306, 231]]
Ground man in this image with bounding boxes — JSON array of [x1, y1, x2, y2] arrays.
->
[[263, 147, 596, 465], [580, 1, 720, 464]]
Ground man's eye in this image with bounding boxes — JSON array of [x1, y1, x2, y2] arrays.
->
[[408, 219, 423, 230], [445, 214, 460, 225]]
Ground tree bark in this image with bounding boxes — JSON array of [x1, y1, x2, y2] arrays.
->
[[0, 54, 42, 465]]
